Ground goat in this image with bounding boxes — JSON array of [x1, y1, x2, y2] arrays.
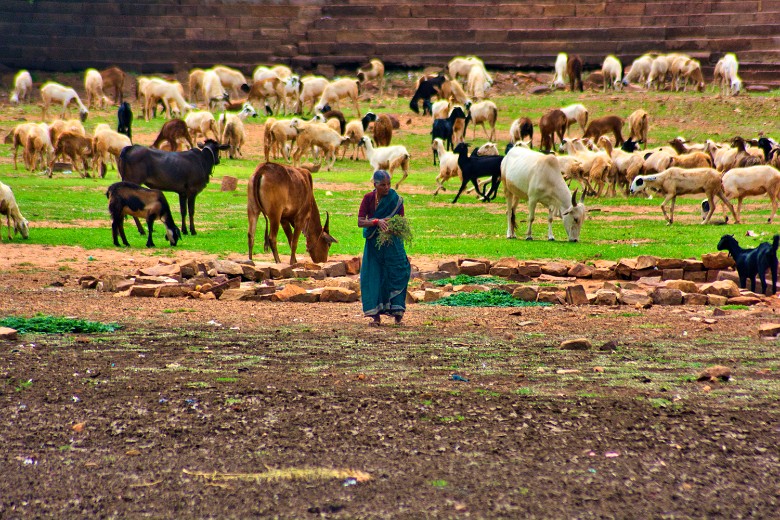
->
[[721, 165, 780, 223], [596, 137, 643, 196], [509, 117, 533, 146], [561, 138, 614, 197], [501, 146, 587, 242], [622, 54, 654, 86], [731, 136, 764, 168], [601, 55, 623, 91], [8, 123, 37, 170], [431, 106, 468, 163], [718, 53, 742, 96], [40, 82, 88, 122], [315, 78, 361, 117], [646, 55, 670, 90], [291, 120, 349, 171], [466, 64, 492, 100], [319, 108, 347, 135], [201, 69, 231, 112], [626, 109, 649, 149], [539, 109, 567, 153], [247, 162, 336, 264], [560, 103, 589, 136], [48, 119, 86, 149], [341, 119, 366, 160], [92, 126, 131, 178], [212, 65, 247, 99], [583, 115, 625, 146], [451, 142, 502, 203], [143, 78, 191, 121], [299, 76, 330, 114], [185, 110, 220, 142], [10, 70, 33, 104], [106, 181, 181, 248], [265, 117, 299, 162], [409, 74, 447, 114], [0, 182, 29, 240], [717, 234, 779, 295], [629, 167, 737, 224], [360, 136, 411, 189], [84, 68, 111, 109], [465, 100, 497, 141], [431, 99, 451, 120], [117, 102, 133, 142], [188, 68, 205, 103], [448, 56, 486, 81], [151, 119, 194, 151], [552, 53, 567, 89], [357, 59, 385, 96], [244, 76, 284, 115], [669, 151, 713, 169], [25, 123, 55, 173], [219, 102, 258, 159], [431, 137, 461, 195], [567, 55, 583, 92], [100, 66, 126, 104], [50, 131, 93, 178], [362, 112, 394, 147]]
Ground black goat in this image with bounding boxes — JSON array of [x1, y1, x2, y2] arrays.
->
[[451, 142, 503, 204], [409, 75, 447, 114], [106, 181, 181, 248], [756, 137, 778, 161], [717, 234, 779, 295], [430, 106, 467, 165], [117, 102, 133, 142]]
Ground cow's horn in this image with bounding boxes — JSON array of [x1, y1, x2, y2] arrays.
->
[[571, 189, 579, 207], [323, 211, 330, 233]]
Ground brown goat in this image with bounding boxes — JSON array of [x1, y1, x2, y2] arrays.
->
[[670, 151, 713, 169], [151, 119, 194, 151], [583, 115, 625, 146], [50, 131, 92, 178], [106, 181, 181, 248], [732, 136, 764, 168], [539, 109, 567, 153], [373, 114, 393, 147], [567, 55, 583, 92], [627, 109, 649, 149], [100, 66, 126, 105]]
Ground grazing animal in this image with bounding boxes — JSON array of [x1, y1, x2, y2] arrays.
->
[[552, 53, 567, 89], [409, 75, 447, 114], [357, 59, 385, 96], [0, 181, 30, 240], [431, 106, 467, 163], [451, 142, 503, 203], [10, 70, 33, 104], [362, 112, 394, 147], [717, 234, 779, 295], [560, 103, 589, 136], [117, 102, 133, 142], [583, 115, 625, 146], [118, 139, 229, 235], [509, 117, 533, 146], [567, 55, 584, 92], [151, 119, 194, 151], [501, 146, 587, 242], [106, 182, 181, 248], [100, 66, 126, 104], [360, 136, 411, 189], [40, 82, 89, 122], [627, 110, 649, 149], [246, 162, 336, 263], [539, 109, 567, 153]]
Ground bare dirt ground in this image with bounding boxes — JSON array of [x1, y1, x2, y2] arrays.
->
[[2, 74, 780, 518]]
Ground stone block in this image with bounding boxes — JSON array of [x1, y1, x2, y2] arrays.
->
[[154, 284, 191, 298], [489, 266, 517, 277], [656, 258, 687, 270], [98, 274, 133, 292], [271, 284, 307, 302], [701, 280, 740, 298], [758, 323, 780, 337], [591, 268, 616, 280], [438, 260, 459, 274], [537, 290, 564, 304], [683, 271, 707, 283], [560, 337, 592, 350], [213, 260, 244, 276], [665, 280, 698, 293], [661, 268, 684, 280], [620, 290, 653, 307], [726, 296, 762, 306], [635, 255, 658, 270], [219, 287, 258, 301], [682, 259, 705, 272], [615, 258, 637, 278], [631, 268, 659, 280], [459, 260, 488, 276], [178, 259, 199, 278], [716, 270, 739, 284], [289, 291, 320, 303], [242, 264, 269, 282], [138, 263, 182, 277], [269, 263, 294, 279], [565, 285, 589, 305], [423, 288, 444, 302], [494, 257, 520, 269], [707, 294, 728, 306], [701, 251, 734, 269], [344, 257, 361, 275], [220, 175, 238, 191], [129, 284, 161, 297], [409, 290, 426, 303], [513, 286, 538, 302], [517, 263, 542, 277], [322, 261, 347, 277], [568, 263, 593, 278], [683, 293, 709, 305], [319, 287, 359, 303], [652, 287, 683, 305], [0, 327, 18, 340], [541, 262, 569, 277], [595, 289, 619, 306]]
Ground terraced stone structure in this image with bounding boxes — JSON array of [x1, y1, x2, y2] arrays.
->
[[1, 1, 778, 86]]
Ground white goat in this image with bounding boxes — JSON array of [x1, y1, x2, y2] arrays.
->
[[501, 146, 587, 242], [299, 76, 329, 114], [188, 68, 205, 103], [466, 64, 492, 100], [212, 65, 247, 98], [25, 123, 55, 172], [84, 68, 111, 108], [315, 78, 361, 117], [143, 78, 191, 121], [629, 167, 737, 224], [0, 182, 29, 240], [646, 55, 670, 90], [92, 126, 131, 177], [431, 137, 460, 195], [185, 110, 220, 142], [601, 55, 623, 91], [40, 82, 88, 122], [622, 54, 654, 86], [560, 103, 589, 136], [721, 165, 780, 223], [10, 70, 33, 104], [552, 53, 567, 89], [448, 56, 485, 81], [719, 53, 742, 95], [201, 69, 230, 112], [291, 120, 348, 170], [360, 136, 411, 189], [431, 99, 451, 120]]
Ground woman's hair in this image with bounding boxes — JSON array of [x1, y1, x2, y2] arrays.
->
[[372, 170, 391, 184]]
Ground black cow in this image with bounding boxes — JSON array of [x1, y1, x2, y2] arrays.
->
[[118, 139, 229, 235]]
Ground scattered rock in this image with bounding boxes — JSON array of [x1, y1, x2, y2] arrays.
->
[[137, 263, 182, 277], [726, 295, 762, 306], [512, 286, 538, 302], [568, 263, 593, 278], [652, 287, 683, 306], [758, 323, 780, 337], [701, 280, 741, 298], [0, 327, 18, 340], [620, 289, 653, 307], [697, 365, 731, 382], [318, 287, 359, 303], [683, 293, 709, 305], [595, 289, 618, 306], [665, 280, 698, 293], [560, 337, 592, 350], [220, 175, 238, 191], [701, 251, 735, 270], [599, 340, 618, 351], [541, 262, 569, 277], [565, 285, 589, 305], [635, 255, 658, 270], [459, 260, 488, 276]]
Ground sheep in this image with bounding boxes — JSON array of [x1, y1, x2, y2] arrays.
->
[[440, 79, 470, 105], [539, 109, 567, 153], [188, 68, 205, 103], [48, 118, 86, 148], [99, 66, 126, 105], [431, 137, 461, 195], [201, 69, 230, 112], [448, 56, 486, 81], [315, 78, 361, 117], [678, 58, 705, 92], [151, 118, 194, 151], [299, 76, 330, 114], [466, 64, 492, 100], [212, 65, 247, 98], [280, 75, 302, 115], [622, 54, 654, 86], [0, 182, 29, 240], [501, 145, 586, 241], [291, 120, 348, 171], [10, 70, 33, 104], [601, 55, 623, 91], [560, 103, 589, 136], [25, 123, 55, 173], [319, 108, 347, 135], [642, 148, 675, 175], [341, 119, 366, 160], [143, 78, 192, 121], [567, 55, 583, 92], [669, 151, 713, 169], [629, 167, 737, 224], [646, 55, 670, 90], [668, 137, 705, 155], [245, 76, 284, 114], [561, 138, 615, 197], [552, 53, 567, 89], [270, 65, 293, 79], [465, 100, 497, 141], [185, 110, 220, 142], [117, 101, 133, 141], [106, 181, 181, 248], [721, 165, 780, 223], [357, 59, 385, 97], [509, 117, 533, 146], [84, 68, 111, 109], [265, 118, 301, 162], [359, 136, 411, 189], [718, 53, 742, 96], [40, 82, 88, 122], [583, 115, 625, 146], [362, 112, 394, 147], [50, 131, 93, 178], [8, 122, 37, 170], [626, 109, 649, 149], [93, 126, 132, 178], [731, 136, 764, 168], [705, 139, 738, 172], [218, 102, 258, 159]]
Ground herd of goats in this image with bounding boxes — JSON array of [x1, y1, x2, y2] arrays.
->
[[1, 51, 779, 263]]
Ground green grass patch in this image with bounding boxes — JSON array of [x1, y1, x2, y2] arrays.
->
[[215, 377, 238, 383], [0, 314, 120, 334], [430, 289, 552, 307], [432, 274, 506, 286], [720, 305, 749, 311]]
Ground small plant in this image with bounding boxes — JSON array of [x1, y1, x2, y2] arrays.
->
[[216, 377, 238, 383], [430, 289, 553, 308], [430, 479, 448, 488], [438, 415, 465, 423], [720, 304, 749, 311], [0, 315, 119, 334], [376, 214, 412, 249], [14, 379, 33, 392], [432, 274, 504, 286], [514, 387, 533, 396]]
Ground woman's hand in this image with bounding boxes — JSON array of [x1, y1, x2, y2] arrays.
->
[[376, 218, 389, 232]]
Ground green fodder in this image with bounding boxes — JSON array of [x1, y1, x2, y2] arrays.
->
[[432, 274, 505, 286], [429, 289, 552, 308], [376, 215, 413, 249], [0, 314, 120, 334]]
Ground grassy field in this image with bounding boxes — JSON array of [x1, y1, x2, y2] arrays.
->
[[2, 71, 780, 262]]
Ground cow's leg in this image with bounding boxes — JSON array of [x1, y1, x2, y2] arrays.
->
[[547, 206, 556, 241], [526, 198, 538, 240], [505, 193, 517, 239], [285, 222, 300, 264], [178, 194, 189, 235], [187, 195, 197, 235], [266, 214, 282, 264]]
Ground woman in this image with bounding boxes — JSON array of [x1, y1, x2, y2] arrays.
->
[[358, 170, 411, 326]]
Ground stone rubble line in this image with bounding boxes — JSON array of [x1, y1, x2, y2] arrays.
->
[[75, 252, 775, 307]]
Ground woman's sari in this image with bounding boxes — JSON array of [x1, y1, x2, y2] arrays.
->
[[360, 189, 411, 317]]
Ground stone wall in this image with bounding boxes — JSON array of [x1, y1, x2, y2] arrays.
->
[[1, 0, 778, 82]]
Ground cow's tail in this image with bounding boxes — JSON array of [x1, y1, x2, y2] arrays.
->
[[250, 167, 272, 254]]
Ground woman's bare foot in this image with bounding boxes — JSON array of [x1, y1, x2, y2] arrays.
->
[[369, 316, 381, 327]]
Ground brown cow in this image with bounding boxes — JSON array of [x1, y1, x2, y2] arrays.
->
[[247, 162, 337, 263]]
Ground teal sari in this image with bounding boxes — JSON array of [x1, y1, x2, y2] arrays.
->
[[360, 189, 411, 317]]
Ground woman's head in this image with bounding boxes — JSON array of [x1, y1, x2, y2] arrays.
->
[[372, 170, 391, 195]]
